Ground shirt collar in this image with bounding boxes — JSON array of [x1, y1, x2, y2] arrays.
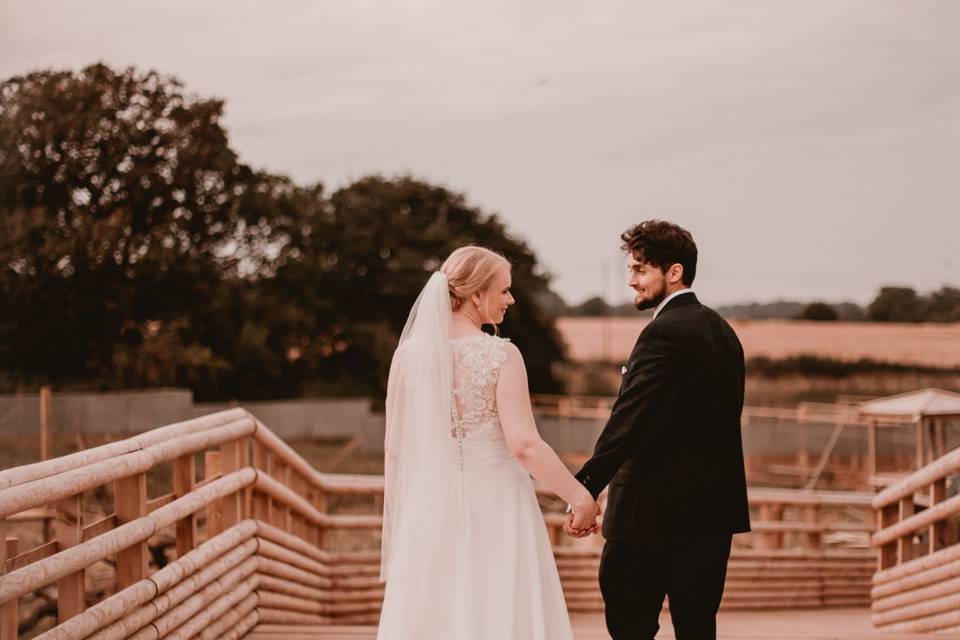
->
[[653, 288, 694, 320]]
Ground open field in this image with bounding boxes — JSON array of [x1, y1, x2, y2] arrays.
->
[[558, 317, 960, 367]]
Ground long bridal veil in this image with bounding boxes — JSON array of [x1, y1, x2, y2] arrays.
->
[[380, 271, 458, 584]]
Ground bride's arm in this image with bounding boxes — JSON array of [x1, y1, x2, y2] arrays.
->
[[497, 343, 596, 514]]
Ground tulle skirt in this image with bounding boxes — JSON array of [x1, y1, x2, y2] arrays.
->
[[376, 452, 575, 640]]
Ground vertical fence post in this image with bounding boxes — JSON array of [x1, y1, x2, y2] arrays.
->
[[1, 525, 17, 640], [914, 419, 925, 470], [115, 472, 148, 589], [56, 494, 85, 621], [770, 504, 784, 549], [757, 503, 784, 550], [930, 479, 947, 554], [252, 441, 271, 523], [757, 503, 772, 550], [804, 505, 820, 550], [796, 450, 809, 473], [311, 486, 328, 549], [205, 451, 222, 536], [291, 473, 308, 540], [758, 502, 783, 549], [867, 419, 878, 484], [897, 496, 915, 565], [219, 439, 247, 529], [269, 458, 289, 531], [242, 437, 254, 519], [39, 386, 52, 461], [878, 503, 898, 570], [934, 419, 946, 460], [173, 454, 198, 558], [282, 465, 294, 532]]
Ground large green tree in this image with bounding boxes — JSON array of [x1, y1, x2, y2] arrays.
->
[[1, 64, 567, 399], [261, 176, 567, 398], [0, 64, 268, 390]]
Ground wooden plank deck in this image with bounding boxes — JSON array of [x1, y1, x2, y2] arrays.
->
[[248, 608, 960, 639]]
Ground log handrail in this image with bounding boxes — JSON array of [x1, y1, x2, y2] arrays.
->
[[0, 469, 256, 606], [873, 445, 960, 509], [0, 418, 255, 520], [871, 444, 960, 633], [0, 408, 249, 491], [0, 409, 298, 639]]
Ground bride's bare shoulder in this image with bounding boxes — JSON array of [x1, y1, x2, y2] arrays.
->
[[497, 338, 526, 371]]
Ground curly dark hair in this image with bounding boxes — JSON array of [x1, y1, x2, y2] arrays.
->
[[621, 220, 697, 286]]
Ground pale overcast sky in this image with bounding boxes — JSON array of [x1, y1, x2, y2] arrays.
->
[[2, 1, 957, 306]]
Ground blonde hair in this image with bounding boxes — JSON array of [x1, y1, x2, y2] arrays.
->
[[440, 246, 510, 313]]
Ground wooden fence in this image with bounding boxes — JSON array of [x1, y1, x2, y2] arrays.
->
[[1, 409, 878, 639], [531, 394, 919, 492], [530, 394, 868, 426], [871, 446, 960, 634]]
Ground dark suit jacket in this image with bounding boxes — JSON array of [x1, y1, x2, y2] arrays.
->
[[575, 292, 751, 542]]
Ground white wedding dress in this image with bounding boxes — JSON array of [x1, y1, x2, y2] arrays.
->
[[376, 333, 575, 640]]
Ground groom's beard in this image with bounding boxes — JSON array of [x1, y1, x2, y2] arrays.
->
[[634, 288, 667, 311]]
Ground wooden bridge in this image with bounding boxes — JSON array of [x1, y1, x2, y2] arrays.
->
[[0, 408, 956, 638], [245, 609, 911, 639]]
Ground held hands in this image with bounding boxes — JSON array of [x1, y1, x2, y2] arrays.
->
[[563, 498, 601, 538]]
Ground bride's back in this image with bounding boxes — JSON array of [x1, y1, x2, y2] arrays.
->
[[450, 333, 512, 459]]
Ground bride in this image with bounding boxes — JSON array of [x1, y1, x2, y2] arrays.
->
[[376, 246, 601, 639]]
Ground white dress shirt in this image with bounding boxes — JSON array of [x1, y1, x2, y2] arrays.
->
[[653, 288, 694, 320]]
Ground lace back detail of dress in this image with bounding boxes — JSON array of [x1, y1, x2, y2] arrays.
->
[[450, 335, 509, 443]]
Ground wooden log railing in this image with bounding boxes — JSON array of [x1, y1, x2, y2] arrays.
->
[[871, 445, 960, 634], [0, 408, 393, 638], [0, 409, 879, 639]]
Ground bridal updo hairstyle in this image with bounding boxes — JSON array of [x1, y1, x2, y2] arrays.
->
[[621, 220, 698, 286], [440, 246, 510, 313]]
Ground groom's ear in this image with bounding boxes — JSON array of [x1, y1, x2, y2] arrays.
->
[[667, 263, 684, 285]]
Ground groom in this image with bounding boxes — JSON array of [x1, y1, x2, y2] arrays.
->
[[567, 220, 750, 640]]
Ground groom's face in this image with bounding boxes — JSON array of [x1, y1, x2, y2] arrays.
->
[[627, 255, 668, 311]]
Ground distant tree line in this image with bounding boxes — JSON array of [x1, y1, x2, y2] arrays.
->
[[796, 287, 960, 323], [562, 288, 960, 323], [866, 287, 960, 323], [0, 64, 566, 401], [563, 296, 651, 318], [748, 355, 960, 378]]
